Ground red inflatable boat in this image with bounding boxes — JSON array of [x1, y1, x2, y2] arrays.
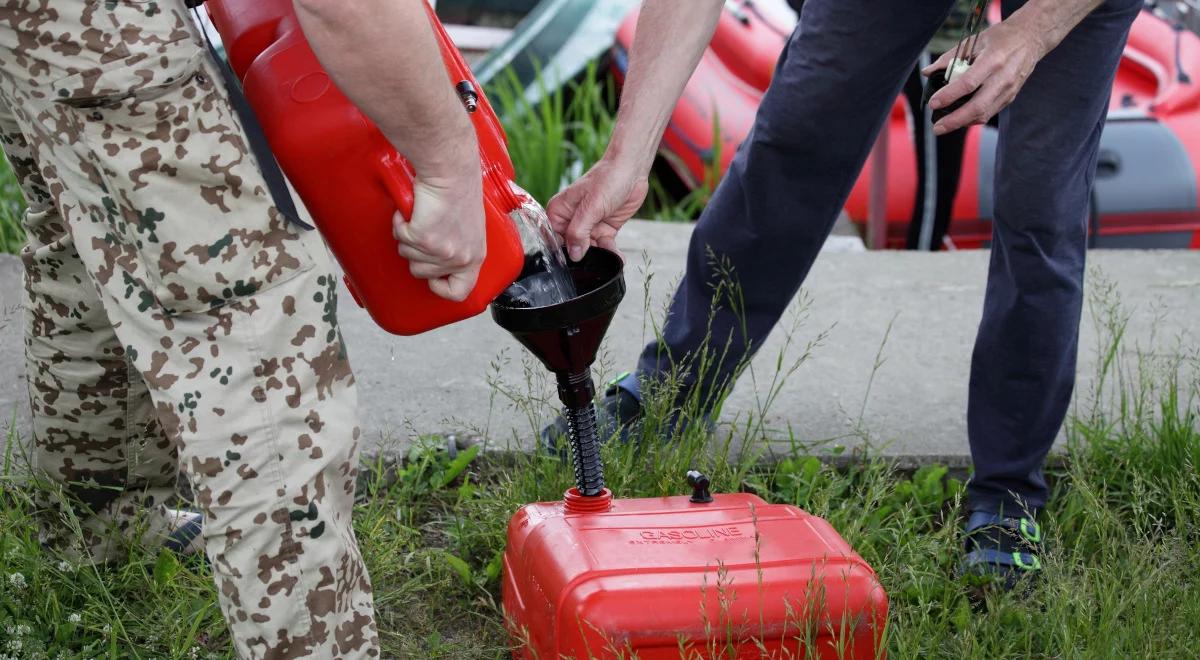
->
[[612, 1, 1200, 249]]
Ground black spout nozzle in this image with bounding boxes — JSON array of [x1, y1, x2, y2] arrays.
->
[[687, 470, 713, 503], [492, 248, 625, 497]]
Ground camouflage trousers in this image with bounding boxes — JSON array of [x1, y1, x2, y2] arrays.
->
[[0, 2, 379, 657]]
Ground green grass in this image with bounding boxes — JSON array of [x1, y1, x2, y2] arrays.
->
[[491, 66, 708, 220], [0, 156, 25, 255], [1, 276, 1197, 659], [491, 63, 617, 208]]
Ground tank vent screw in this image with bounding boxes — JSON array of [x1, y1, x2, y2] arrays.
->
[[456, 80, 479, 113], [686, 470, 713, 503]]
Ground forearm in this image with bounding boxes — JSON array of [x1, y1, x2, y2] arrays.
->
[[294, 0, 477, 183], [606, 0, 724, 175], [1007, 0, 1104, 57]]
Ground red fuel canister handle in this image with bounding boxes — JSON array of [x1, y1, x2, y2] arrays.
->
[[375, 152, 417, 222], [375, 151, 514, 229], [375, 144, 527, 268]]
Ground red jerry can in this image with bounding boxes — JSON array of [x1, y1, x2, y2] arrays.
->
[[205, 0, 525, 335], [503, 488, 888, 658]]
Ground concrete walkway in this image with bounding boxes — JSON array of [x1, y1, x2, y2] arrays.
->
[[1, 221, 1197, 466]]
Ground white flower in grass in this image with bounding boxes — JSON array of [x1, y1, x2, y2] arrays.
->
[[101, 623, 111, 634], [56, 560, 74, 572], [3, 639, 21, 652], [6, 572, 25, 590], [67, 613, 82, 624]]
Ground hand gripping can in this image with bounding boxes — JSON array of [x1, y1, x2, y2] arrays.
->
[[205, 0, 526, 335]]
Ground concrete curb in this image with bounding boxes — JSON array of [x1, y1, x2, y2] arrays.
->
[[1, 220, 1197, 466]]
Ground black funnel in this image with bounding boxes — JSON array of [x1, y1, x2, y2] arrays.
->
[[491, 248, 625, 496]]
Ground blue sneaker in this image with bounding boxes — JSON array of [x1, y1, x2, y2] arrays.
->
[[960, 510, 1043, 595]]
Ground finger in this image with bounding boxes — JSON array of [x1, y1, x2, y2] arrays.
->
[[396, 224, 454, 261], [428, 268, 480, 302], [922, 49, 955, 76], [391, 210, 411, 241], [397, 242, 442, 264], [928, 63, 985, 110], [472, 240, 487, 271], [394, 211, 448, 257], [409, 260, 460, 280], [393, 215, 422, 249], [565, 201, 605, 263], [545, 189, 578, 235], [594, 234, 623, 261], [933, 79, 1006, 135], [426, 277, 462, 302]]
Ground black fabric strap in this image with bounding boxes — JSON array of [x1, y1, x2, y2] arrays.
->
[[190, 4, 314, 230]]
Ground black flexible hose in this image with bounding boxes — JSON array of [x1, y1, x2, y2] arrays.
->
[[557, 370, 606, 496], [564, 403, 605, 496]]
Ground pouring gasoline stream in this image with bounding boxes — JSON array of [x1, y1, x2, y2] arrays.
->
[[504, 195, 578, 308]]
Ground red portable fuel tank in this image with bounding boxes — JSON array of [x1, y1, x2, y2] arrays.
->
[[504, 485, 888, 658], [204, 0, 525, 335]]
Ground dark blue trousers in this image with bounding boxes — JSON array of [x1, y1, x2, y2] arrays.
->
[[629, 0, 1140, 515]]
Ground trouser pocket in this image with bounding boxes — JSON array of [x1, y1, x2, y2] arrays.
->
[[52, 49, 315, 315]]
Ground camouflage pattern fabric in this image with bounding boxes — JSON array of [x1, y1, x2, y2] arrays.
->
[[0, 1, 379, 657]]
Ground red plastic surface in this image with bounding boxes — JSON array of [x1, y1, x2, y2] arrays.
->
[[206, 0, 524, 335], [503, 492, 888, 658]]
